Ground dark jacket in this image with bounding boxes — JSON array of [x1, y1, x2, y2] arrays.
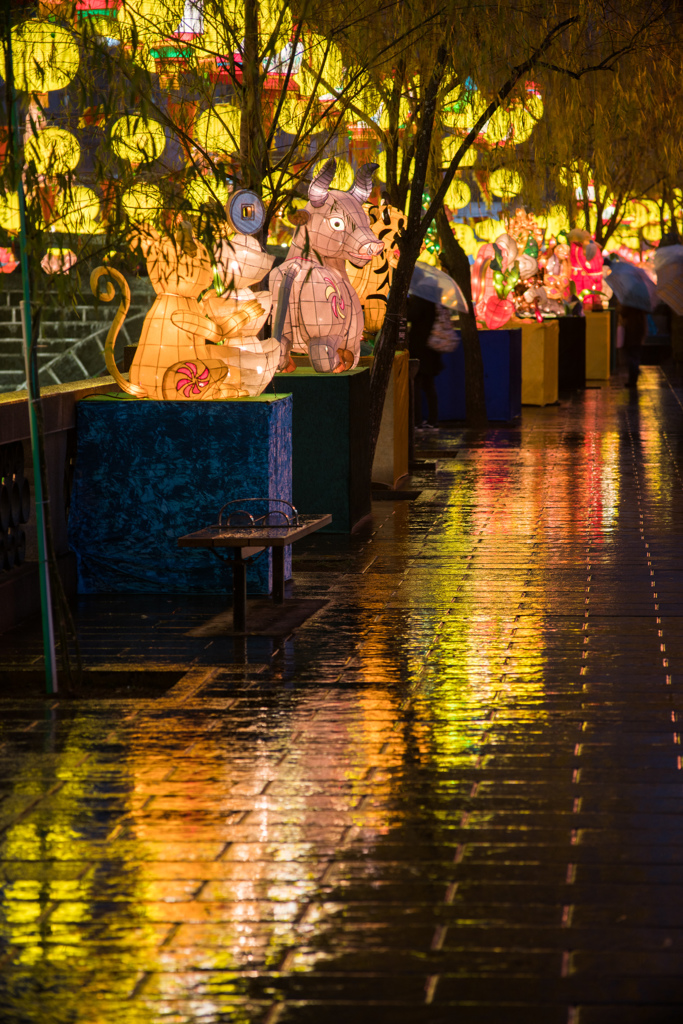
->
[[407, 295, 442, 376]]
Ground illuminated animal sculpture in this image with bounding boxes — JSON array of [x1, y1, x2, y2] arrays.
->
[[471, 233, 520, 329], [345, 201, 405, 335], [205, 231, 280, 395], [568, 228, 604, 309], [95, 220, 263, 400], [270, 158, 385, 373]]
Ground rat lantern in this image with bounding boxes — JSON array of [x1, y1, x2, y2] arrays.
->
[[94, 213, 264, 400], [203, 191, 280, 395], [270, 158, 384, 373]]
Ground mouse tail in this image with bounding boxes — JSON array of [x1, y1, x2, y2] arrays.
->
[[91, 267, 146, 397]]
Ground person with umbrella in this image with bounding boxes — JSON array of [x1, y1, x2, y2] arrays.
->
[[604, 258, 655, 388]]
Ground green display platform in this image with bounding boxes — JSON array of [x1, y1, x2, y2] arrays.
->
[[272, 367, 371, 533]]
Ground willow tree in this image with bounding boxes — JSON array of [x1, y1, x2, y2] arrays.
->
[[334, 0, 683, 447], [511, 37, 683, 252]]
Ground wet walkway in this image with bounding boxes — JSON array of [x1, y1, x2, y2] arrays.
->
[[2, 368, 683, 1023]]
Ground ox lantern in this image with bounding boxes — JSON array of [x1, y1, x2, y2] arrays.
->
[[270, 158, 384, 373]]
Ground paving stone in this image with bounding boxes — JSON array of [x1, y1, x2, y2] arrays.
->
[[3, 369, 683, 1020]]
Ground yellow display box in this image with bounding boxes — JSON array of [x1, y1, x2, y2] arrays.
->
[[520, 319, 559, 406], [585, 311, 611, 379], [371, 349, 410, 489]]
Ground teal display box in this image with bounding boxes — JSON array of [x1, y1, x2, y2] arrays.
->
[[272, 367, 371, 533], [68, 394, 292, 594]]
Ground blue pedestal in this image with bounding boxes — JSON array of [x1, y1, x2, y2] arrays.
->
[[433, 329, 522, 422], [272, 367, 371, 533], [69, 394, 292, 594]]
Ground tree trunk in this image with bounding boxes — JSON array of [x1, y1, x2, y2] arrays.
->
[[240, 0, 265, 193], [436, 207, 487, 427]]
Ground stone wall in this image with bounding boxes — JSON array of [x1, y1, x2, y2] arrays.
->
[[0, 274, 154, 394]]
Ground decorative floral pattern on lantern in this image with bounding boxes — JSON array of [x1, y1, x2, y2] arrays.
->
[[568, 228, 604, 310], [92, 218, 266, 401], [270, 158, 384, 373]]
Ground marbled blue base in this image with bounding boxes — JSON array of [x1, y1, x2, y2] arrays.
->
[[68, 395, 292, 594], [433, 329, 522, 422]]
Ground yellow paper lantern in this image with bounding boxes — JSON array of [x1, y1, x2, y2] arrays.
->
[[313, 157, 354, 191], [642, 223, 662, 242], [442, 86, 488, 133], [624, 201, 652, 229], [445, 179, 471, 210], [442, 135, 477, 167], [121, 183, 164, 224], [24, 128, 80, 176], [111, 115, 166, 164], [184, 177, 230, 213], [194, 105, 241, 156], [488, 168, 523, 199], [0, 192, 21, 233], [537, 204, 568, 239], [475, 218, 506, 242], [450, 222, 477, 256], [49, 187, 103, 234], [379, 148, 413, 184], [10, 21, 80, 94], [260, 0, 293, 53], [296, 33, 345, 98]]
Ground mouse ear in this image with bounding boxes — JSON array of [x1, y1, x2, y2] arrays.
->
[[130, 223, 160, 258]]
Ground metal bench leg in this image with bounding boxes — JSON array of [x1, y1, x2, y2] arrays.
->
[[233, 550, 247, 632], [272, 546, 285, 604]]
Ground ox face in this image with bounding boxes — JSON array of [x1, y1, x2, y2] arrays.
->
[[293, 159, 384, 268], [303, 190, 384, 268]]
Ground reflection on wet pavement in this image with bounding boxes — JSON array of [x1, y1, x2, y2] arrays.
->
[[3, 369, 683, 1022]]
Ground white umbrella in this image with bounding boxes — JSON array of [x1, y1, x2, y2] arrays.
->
[[603, 260, 656, 312], [409, 261, 468, 312], [654, 245, 683, 315]]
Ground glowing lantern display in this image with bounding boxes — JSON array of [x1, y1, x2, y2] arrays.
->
[[24, 128, 81, 176], [49, 187, 103, 234], [442, 85, 488, 133], [111, 115, 166, 164], [184, 177, 231, 215], [95, 217, 268, 400], [270, 158, 384, 373], [445, 178, 471, 210], [9, 20, 80, 93], [346, 201, 406, 333], [450, 221, 478, 257], [121, 183, 164, 224], [194, 105, 240, 156], [0, 193, 20, 234], [442, 136, 477, 166], [488, 168, 523, 199]]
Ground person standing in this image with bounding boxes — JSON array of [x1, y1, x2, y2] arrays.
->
[[618, 302, 647, 388], [407, 294, 441, 428]]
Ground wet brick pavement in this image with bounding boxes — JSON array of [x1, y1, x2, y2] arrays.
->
[[2, 368, 683, 1022]]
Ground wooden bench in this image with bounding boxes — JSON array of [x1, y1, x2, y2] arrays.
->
[[178, 507, 331, 632]]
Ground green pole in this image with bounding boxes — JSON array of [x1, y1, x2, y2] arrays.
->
[[4, 3, 58, 694]]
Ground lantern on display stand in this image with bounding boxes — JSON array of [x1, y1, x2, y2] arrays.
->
[[568, 228, 604, 309]]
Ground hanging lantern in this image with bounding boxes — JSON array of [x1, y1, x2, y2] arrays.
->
[[194, 104, 240, 156], [121, 183, 164, 224], [111, 115, 166, 165], [0, 193, 20, 234], [295, 33, 345, 99], [488, 168, 523, 199], [442, 85, 488, 133], [9, 20, 80, 93], [184, 177, 231, 215], [24, 128, 81, 176], [442, 135, 477, 167], [49, 187, 104, 234], [450, 222, 478, 256], [445, 178, 471, 210]]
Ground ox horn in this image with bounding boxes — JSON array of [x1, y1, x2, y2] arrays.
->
[[309, 157, 336, 207], [347, 162, 379, 204]]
